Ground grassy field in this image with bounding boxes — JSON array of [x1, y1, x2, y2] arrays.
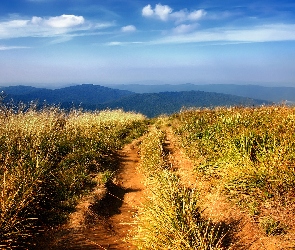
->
[[1, 103, 295, 248], [0, 105, 146, 248], [171, 106, 295, 236]]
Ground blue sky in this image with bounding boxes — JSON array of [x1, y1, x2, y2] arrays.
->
[[0, 0, 295, 88]]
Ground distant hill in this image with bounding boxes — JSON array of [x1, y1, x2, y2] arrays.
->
[[0, 85, 45, 96], [101, 91, 268, 117], [110, 83, 295, 103], [0, 84, 270, 117], [0, 84, 134, 106]]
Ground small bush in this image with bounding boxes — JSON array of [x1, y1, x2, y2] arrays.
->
[[259, 216, 286, 236]]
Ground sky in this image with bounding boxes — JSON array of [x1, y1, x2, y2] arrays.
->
[[0, 0, 295, 88]]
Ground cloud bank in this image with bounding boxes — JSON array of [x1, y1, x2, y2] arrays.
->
[[108, 23, 295, 46], [155, 24, 295, 44]]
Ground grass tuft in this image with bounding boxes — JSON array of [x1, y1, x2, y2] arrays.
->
[[135, 126, 225, 249]]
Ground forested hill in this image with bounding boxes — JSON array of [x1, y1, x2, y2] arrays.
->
[[111, 83, 295, 103], [101, 91, 268, 117], [0, 84, 270, 117], [0, 84, 133, 105]]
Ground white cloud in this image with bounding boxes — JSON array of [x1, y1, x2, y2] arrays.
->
[[154, 24, 295, 44], [5, 20, 29, 28], [154, 4, 172, 21], [0, 15, 112, 40], [173, 24, 199, 34], [94, 22, 115, 29], [121, 25, 136, 32], [142, 4, 154, 17], [48, 36, 73, 45], [142, 4, 206, 23], [105, 41, 144, 46], [106, 23, 295, 47], [188, 10, 207, 21], [28, 14, 85, 28], [170, 10, 186, 23], [0, 45, 30, 50], [45, 14, 84, 28], [31, 16, 43, 25], [107, 41, 123, 46], [142, 4, 172, 21]]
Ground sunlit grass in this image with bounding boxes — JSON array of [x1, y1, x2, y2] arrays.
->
[[135, 126, 224, 249], [0, 105, 146, 248], [171, 106, 295, 226], [2, 101, 294, 247]]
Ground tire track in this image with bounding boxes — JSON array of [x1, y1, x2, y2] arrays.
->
[[33, 139, 145, 250]]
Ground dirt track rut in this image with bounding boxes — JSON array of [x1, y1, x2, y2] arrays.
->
[[34, 139, 144, 250]]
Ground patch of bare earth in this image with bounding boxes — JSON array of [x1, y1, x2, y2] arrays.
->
[[164, 127, 295, 250], [34, 139, 145, 250]]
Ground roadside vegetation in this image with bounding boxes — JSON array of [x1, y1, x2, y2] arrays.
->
[[0, 101, 146, 248], [171, 106, 295, 237], [135, 125, 225, 249]]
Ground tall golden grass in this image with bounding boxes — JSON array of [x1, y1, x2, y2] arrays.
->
[[172, 105, 295, 234], [3, 101, 294, 247], [135, 126, 224, 249], [0, 106, 146, 248]]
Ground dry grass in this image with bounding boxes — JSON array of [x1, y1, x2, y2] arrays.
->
[[0, 105, 146, 248], [134, 126, 225, 249], [3, 101, 294, 248], [171, 106, 295, 236]]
